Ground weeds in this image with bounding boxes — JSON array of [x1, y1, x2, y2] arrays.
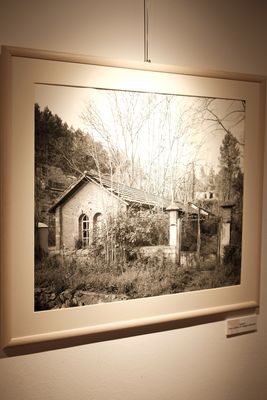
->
[[35, 249, 240, 310]]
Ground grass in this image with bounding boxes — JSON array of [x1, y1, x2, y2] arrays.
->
[[35, 252, 240, 309]]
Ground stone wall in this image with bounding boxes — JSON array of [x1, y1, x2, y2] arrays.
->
[[49, 246, 217, 269], [56, 180, 126, 250], [138, 245, 176, 262], [180, 252, 217, 268]]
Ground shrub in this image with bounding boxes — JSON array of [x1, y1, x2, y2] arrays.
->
[[223, 244, 240, 265], [35, 255, 69, 293], [92, 209, 169, 266], [35, 252, 196, 305], [75, 237, 83, 250], [181, 219, 197, 251], [111, 209, 169, 247], [223, 244, 241, 280]]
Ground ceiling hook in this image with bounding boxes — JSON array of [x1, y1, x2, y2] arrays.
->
[[144, 0, 151, 63]]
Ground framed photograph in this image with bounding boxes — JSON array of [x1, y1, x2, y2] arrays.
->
[[0, 46, 265, 348]]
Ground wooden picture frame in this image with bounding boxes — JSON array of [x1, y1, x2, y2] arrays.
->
[[0, 46, 265, 348]]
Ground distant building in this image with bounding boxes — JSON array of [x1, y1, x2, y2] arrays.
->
[[195, 190, 218, 201]]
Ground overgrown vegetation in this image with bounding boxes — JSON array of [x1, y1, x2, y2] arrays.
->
[[34, 96, 244, 311], [35, 104, 112, 247], [90, 209, 169, 265], [35, 254, 187, 300], [35, 206, 241, 311], [35, 249, 240, 311], [181, 217, 219, 254]]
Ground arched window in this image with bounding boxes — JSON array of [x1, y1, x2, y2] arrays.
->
[[80, 214, 89, 247], [93, 213, 103, 240]]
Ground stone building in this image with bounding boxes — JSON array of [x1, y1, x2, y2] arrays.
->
[[49, 172, 169, 250]]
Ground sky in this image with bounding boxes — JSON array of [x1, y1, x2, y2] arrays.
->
[[35, 83, 245, 178]]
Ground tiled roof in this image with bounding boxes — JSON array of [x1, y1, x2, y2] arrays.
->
[[49, 172, 215, 216], [49, 172, 171, 211], [89, 174, 171, 208]]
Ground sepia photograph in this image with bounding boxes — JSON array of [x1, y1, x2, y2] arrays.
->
[[34, 84, 245, 311]]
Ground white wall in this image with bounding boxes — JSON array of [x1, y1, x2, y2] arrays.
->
[[1, 1, 267, 399]]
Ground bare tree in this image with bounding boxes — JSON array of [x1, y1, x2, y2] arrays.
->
[[80, 89, 244, 205], [200, 98, 245, 146]]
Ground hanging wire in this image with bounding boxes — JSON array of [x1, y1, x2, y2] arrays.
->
[[144, 0, 151, 62]]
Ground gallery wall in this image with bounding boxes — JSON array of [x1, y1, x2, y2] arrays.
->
[[1, 1, 267, 399]]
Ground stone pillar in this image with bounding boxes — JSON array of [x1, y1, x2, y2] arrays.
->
[[220, 202, 234, 258], [166, 202, 182, 263]]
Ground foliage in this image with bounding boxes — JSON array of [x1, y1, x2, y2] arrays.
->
[[35, 104, 113, 247], [218, 132, 241, 201], [93, 209, 169, 264], [181, 217, 219, 254], [223, 244, 241, 278], [114, 209, 168, 246], [186, 266, 240, 291], [74, 237, 83, 250], [35, 104, 111, 177], [181, 219, 197, 252], [35, 252, 194, 304], [231, 210, 242, 246], [35, 255, 69, 294], [35, 248, 240, 311]]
